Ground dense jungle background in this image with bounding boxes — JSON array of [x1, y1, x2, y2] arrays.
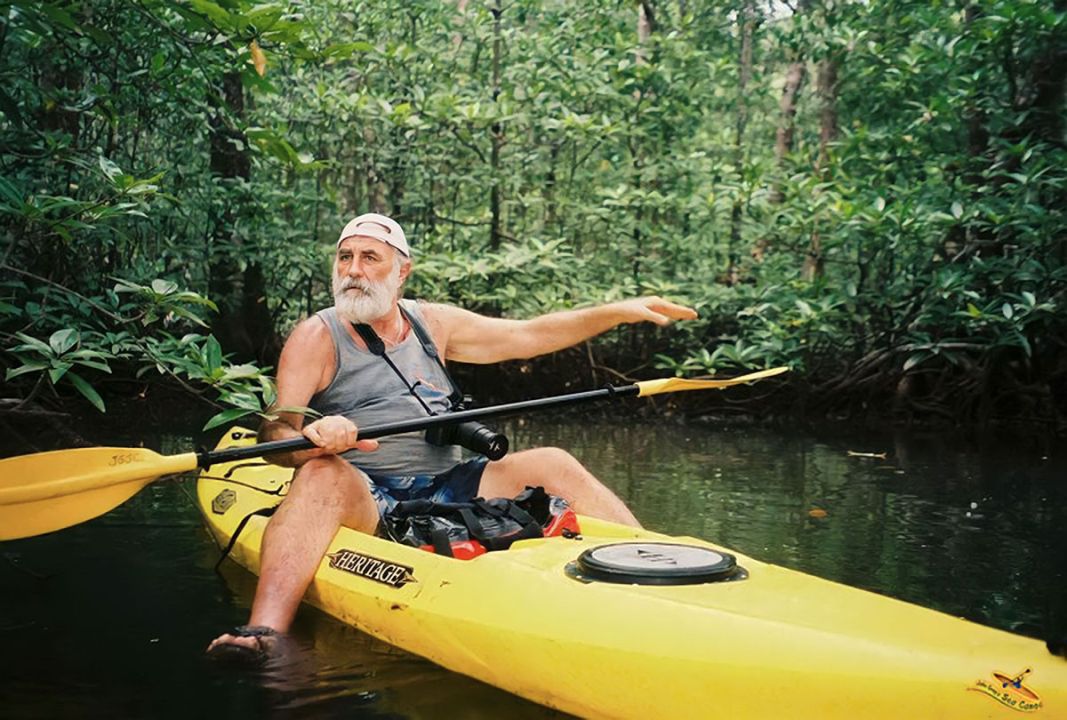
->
[[2, 0, 1066, 436]]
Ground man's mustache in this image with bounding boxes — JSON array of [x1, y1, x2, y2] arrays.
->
[[337, 278, 373, 293]]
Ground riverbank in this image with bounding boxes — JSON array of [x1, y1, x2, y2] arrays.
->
[[3, 357, 1064, 463]]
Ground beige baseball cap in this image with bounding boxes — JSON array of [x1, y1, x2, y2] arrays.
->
[[337, 213, 410, 257]]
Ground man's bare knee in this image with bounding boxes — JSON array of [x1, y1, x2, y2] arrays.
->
[[288, 456, 378, 533], [482, 446, 596, 499], [291, 456, 350, 497], [538, 446, 583, 468], [504, 446, 581, 472]]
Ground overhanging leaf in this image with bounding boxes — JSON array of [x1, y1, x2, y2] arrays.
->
[[203, 407, 257, 431], [66, 371, 106, 412]]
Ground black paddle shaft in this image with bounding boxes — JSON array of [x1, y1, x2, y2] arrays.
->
[[198, 384, 640, 468]]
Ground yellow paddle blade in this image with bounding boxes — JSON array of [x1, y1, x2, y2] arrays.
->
[[636, 366, 790, 397], [0, 447, 199, 540]]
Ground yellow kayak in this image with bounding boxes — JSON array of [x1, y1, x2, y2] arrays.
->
[[196, 430, 1067, 719]]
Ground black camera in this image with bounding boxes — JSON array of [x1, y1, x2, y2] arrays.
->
[[425, 421, 509, 460]]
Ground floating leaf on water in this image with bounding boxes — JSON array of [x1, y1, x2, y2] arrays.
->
[[847, 450, 887, 460]]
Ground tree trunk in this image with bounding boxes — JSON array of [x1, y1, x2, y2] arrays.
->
[[755, 51, 806, 263], [772, 60, 806, 201], [636, 1, 656, 65], [488, 0, 504, 251], [1015, 0, 1067, 146], [362, 126, 388, 214], [208, 72, 279, 364], [630, 0, 660, 286], [452, 0, 470, 50], [802, 57, 838, 282], [815, 59, 838, 173], [949, 3, 992, 261], [1014, 0, 1067, 265], [727, 2, 755, 285], [545, 142, 560, 230]]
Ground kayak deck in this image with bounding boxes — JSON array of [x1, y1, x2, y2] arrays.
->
[[196, 430, 1067, 719]]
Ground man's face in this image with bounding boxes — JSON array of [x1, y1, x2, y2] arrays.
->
[[332, 236, 409, 323]]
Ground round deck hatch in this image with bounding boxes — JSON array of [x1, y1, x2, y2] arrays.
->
[[573, 542, 743, 585]]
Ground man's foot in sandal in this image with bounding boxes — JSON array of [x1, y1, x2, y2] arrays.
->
[[206, 625, 281, 665]]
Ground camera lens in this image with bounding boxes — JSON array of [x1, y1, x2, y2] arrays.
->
[[453, 422, 509, 460], [426, 421, 509, 460]]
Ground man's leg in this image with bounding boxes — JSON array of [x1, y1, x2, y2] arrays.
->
[[207, 455, 379, 652], [477, 447, 641, 527]]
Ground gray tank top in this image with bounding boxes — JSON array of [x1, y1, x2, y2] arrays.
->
[[308, 300, 461, 475]]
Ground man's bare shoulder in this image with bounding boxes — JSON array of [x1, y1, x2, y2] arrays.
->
[[281, 314, 334, 359], [275, 314, 336, 394], [417, 300, 451, 318], [418, 301, 481, 325], [289, 313, 330, 338]]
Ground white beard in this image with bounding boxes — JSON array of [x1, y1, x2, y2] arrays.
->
[[332, 262, 402, 324]]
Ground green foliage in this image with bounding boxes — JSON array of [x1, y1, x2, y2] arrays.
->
[[113, 279, 218, 327], [142, 332, 291, 430], [2, 0, 1066, 425], [1, 269, 279, 426], [6, 329, 113, 411]]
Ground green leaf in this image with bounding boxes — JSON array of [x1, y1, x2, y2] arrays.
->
[[966, 303, 982, 318], [903, 353, 928, 372], [205, 335, 223, 372], [98, 156, 123, 182], [39, 3, 81, 31], [49, 328, 79, 355], [203, 407, 257, 431], [151, 279, 179, 295], [271, 405, 322, 418], [73, 358, 113, 373], [1002, 303, 1013, 320], [221, 363, 261, 380], [0, 176, 24, 206], [1017, 333, 1032, 358], [951, 201, 963, 219], [66, 371, 106, 412], [113, 279, 143, 294], [14, 332, 53, 356], [220, 391, 262, 410], [323, 41, 375, 59], [49, 361, 73, 384], [187, 0, 236, 29], [5, 361, 49, 380]]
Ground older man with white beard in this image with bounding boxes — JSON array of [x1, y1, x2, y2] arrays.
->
[[207, 212, 697, 657]]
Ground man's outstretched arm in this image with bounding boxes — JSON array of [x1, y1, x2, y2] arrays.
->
[[426, 296, 697, 365]]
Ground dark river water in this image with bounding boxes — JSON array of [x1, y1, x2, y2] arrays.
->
[[2, 417, 1065, 719]]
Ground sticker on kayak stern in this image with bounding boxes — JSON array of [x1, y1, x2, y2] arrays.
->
[[211, 489, 236, 515], [327, 549, 417, 588], [968, 668, 1042, 713]]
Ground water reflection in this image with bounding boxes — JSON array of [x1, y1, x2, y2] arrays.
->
[[2, 418, 1064, 719], [502, 419, 1066, 640]]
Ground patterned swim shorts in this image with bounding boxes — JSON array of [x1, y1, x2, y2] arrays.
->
[[359, 457, 489, 520]]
